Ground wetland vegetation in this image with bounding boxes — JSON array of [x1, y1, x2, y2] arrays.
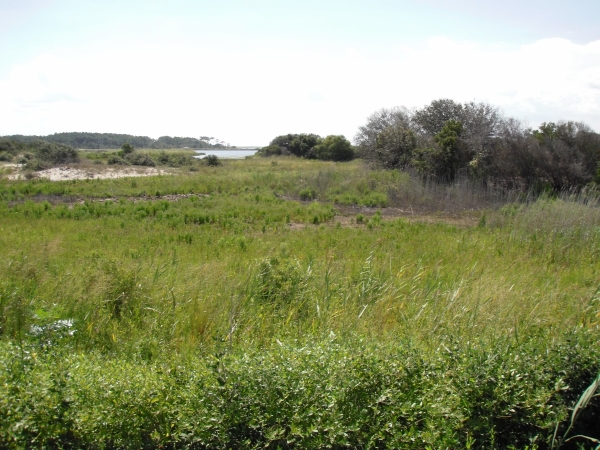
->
[[1, 156, 599, 448], [2, 97, 600, 448]]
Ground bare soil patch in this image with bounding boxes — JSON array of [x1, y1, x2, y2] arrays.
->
[[7, 166, 170, 181]]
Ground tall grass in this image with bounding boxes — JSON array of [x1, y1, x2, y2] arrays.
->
[[1, 159, 599, 448], [0, 158, 521, 212]]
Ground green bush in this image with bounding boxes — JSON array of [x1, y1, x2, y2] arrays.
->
[[0, 140, 78, 167], [313, 135, 355, 161], [1, 333, 599, 449], [121, 143, 135, 155], [31, 141, 79, 164], [157, 151, 197, 167], [299, 188, 316, 201], [253, 257, 309, 304], [0, 139, 24, 158], [107, 155, 128, 165], [125, 153, 156, 167], [24, 159, 50, 171], [256, 145, 283, 157], [204, 155, 221, 166], [0, 151, 13, 162]]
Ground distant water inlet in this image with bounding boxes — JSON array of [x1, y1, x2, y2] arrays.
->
[[195, 149, 258, 159]]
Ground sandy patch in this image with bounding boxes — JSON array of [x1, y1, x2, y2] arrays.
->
[[8, 166, 170, 181]]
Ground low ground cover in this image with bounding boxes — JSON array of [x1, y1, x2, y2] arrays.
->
[[0, 158, 599, 448]]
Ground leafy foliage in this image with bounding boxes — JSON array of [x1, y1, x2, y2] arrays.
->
[[125, 152, 156, 167], [156, 151, 198, 167], [269, 133, 321, 158], [313, 135, 355, 162], [31, 141, 79, 165], [258, 134, 355, 161], [357, 99, 600, 190], [121, 142, 135, 155], [204, 154, 221, 166]]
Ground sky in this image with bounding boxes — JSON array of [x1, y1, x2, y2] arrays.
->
[[0, 0, 599, 146]]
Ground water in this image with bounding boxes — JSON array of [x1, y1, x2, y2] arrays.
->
[[195, 149, 258, 159]]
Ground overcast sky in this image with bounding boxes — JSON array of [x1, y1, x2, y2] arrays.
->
[[1, 0, 599, 145]]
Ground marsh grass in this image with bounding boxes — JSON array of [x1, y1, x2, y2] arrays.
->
[[1, 159, 599, 448]]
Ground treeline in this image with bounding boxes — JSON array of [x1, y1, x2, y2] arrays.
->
[[356, 99, 600, 190], [257, 134, 355, 161], [1, 132, 226, 149]]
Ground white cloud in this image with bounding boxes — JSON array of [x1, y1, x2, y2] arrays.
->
[[0, 37, 599, 144]]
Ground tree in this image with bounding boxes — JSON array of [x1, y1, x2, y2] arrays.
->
[[529, 121, 599, 190], [273, 134, 321, 158], [411, 120, 464, 180], [412, 99, 463, 136], [267, 134, 321, 158], [358, 99, 600, 190], [256, 145, 283, 157], [121, 143, 135, 155], [354, 107, 413, 168], [433, 119, 464, 179], [460, 101, 501, 167], [313, 135, 355, 161]]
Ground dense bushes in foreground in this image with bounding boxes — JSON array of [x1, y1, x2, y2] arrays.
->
[[1, 332, 599, 449]]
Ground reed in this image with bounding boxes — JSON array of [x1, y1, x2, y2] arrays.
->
[[1, 158, 599, 448]]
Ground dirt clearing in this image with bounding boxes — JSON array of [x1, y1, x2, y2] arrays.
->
[[7, 166, 170, 181]]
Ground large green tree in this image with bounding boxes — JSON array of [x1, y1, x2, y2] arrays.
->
[[357, 100, 600, 189], [270, 134, 321, 158], [411, 120, 464, 180], [313, 135, 354, 162], [354, 107, 414, 168]]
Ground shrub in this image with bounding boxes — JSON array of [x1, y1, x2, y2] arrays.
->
[[0, 139, 24, 158], [125, 153, 156, 167], [24, 159, 50, 171], [31, 141, 79, 164], [299, 188, 316, 201], [253, 257, 309, 304], [107, 155, 128, 165], [204, 155, 221, 166], [156, 152, 196, 167], [257, 145, 283, 157], [0, 151, 13, 162], [157, 151, 169, 165], [268, 134, 320, 158], [121, 143, 135, 155], [313, 135, 355, 161]]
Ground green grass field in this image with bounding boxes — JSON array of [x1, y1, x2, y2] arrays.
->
[[1, 158, 599, 449]]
